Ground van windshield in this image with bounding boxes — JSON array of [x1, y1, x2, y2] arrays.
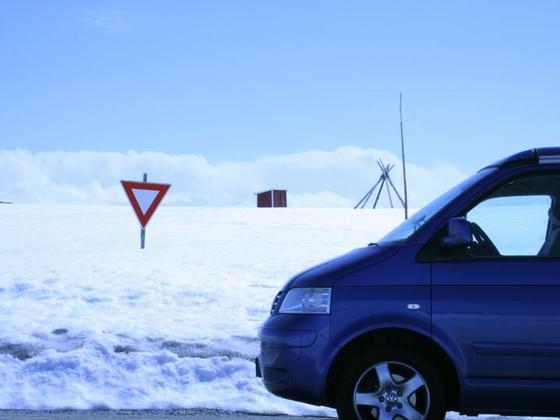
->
[[378, 168, 493, 245]]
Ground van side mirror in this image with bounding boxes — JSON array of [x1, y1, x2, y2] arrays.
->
[[439, 217, 473, 250]]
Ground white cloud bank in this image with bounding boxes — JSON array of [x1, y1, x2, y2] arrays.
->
[[0, 147, 468, 208]]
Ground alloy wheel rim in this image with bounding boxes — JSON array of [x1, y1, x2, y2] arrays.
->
[[352, 361, 430, 420]]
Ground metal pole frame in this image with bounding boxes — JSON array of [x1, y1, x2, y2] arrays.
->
[[400, 93, 409, 219]]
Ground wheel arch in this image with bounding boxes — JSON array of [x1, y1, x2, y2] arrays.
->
[[324, 327, 461, 411]]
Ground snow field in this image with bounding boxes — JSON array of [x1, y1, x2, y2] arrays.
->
[[0, 206, 401, 415]]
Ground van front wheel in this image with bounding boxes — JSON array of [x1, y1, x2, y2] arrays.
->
[[335, 346, 446, 420]]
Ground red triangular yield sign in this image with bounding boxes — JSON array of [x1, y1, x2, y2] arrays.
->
[[121, 180, 171, 227]]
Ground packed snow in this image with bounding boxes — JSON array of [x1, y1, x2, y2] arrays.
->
[[0, 205, 546, 419]]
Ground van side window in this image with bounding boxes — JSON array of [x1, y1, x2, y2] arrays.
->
[[467, 195, 550, 256], [465, 173, 560, 257]]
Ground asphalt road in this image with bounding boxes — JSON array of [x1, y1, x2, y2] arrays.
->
[[0, 410, 333, 420]]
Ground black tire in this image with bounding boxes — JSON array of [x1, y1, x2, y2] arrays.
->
[[335, 345, 446, 420]]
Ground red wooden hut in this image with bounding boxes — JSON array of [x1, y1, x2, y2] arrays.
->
[[256, 189, 287, 208]]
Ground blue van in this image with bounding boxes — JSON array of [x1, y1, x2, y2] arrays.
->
[[257, 148, 560, 419]]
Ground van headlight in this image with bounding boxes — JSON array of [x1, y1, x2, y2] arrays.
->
[[279, 288, 332, 314]]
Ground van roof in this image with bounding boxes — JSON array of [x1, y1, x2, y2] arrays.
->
[[483, 147, 560, 169]]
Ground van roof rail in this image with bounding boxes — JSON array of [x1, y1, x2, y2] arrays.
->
[[482, 147, 560, 170]]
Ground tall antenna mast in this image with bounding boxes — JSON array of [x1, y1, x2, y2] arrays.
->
[[400, 93, 409, 219]]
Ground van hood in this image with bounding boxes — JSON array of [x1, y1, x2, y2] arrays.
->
[[283, 245, 400, 289]]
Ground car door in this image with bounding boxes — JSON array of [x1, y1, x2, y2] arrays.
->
[[430, 170, 560, 411]]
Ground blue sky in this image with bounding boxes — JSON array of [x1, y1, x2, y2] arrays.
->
[[1, 1, 559, 206]]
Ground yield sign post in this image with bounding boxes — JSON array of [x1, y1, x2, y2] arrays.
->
[[121, 173, 171, 249]]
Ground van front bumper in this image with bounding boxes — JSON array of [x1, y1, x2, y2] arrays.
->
[[257, 314, 332, 406]]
